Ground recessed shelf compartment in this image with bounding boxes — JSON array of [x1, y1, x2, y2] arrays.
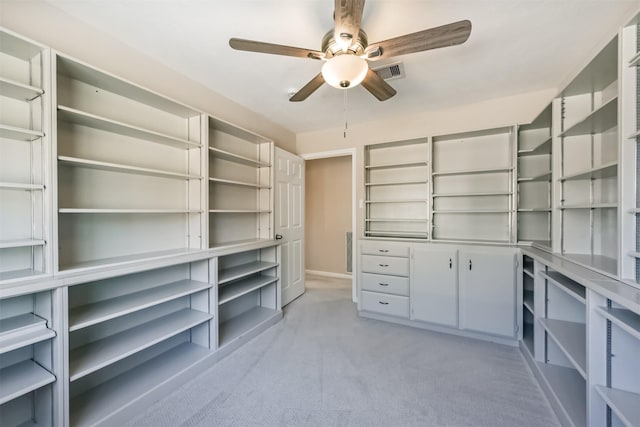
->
[[219, 275, 278, 305], [58, 155, 202, 180], [218, 306, 278, 348], [365, 218, 427, 222], [218, 261, 278, 284], [540, 271, 586, 303], [69, 308, 211, 381], [0, 313, 55, 355], [524, 290, 534, 314], [536, 362, 586, 427], [432, 167, 512, 177], [518, 172, 552, 182], [561, 253, 618, 277], [209, 209, 271, 214], [58, 248, 201, 274], [518, 137, 552, 157], [69, 279, 211, 331], [594, 385, 640, 427], [559, 96, 618, 137], [629, 49, 640, 67], [0, 76, 43, 101], [538, 318, 587, 377], [0, 360, 55, 405], [59, 208, 201, 214], [595, 306, 640, 340], [0, 123, 44, 141], [433, 191, 511, 197]]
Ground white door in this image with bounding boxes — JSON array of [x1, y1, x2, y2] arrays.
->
[[410, 248, 458, 327], [459, 250, 516, 338], [275, 147, 305, 306]]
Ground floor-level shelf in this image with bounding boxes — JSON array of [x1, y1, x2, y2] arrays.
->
[[538, 318, 587, 377], [594, 385, 640, 427], [536, 362, 586, 427], [218, 306, 278, 348]]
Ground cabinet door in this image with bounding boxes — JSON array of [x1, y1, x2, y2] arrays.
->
[[459, 250, 516, 338], [410, 248, 458, 327]]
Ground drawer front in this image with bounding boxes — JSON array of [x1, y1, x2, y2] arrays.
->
[[361, 255, 409, 277], [361, 291, 410, 318], [361, 273, 409, 296], [361, 242, 409, 257]]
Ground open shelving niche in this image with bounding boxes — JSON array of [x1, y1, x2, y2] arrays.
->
[[364, 138, 429, 239], [518, 104, 552, 249], [0, 289, 62, 427], [558, 35, 620, 278], [67, 259, 214, 427], [53, 53, 205, 274], [431, 127, 516, 243], [0, 28, 51, 286], [215, 243, 281, 354], [207, 116, 273, 249]]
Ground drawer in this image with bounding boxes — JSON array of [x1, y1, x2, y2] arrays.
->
[[361, 273, 409, 296], [361, 242, 409, 257], [361, 291, 409, 318], [361, 255, 409, 277]]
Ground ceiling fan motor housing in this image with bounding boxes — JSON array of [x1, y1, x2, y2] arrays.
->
[[322, 29, 368, 57]]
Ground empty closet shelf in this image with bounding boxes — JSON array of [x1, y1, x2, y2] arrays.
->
[[208, 177, 269, 188], [0, 123, 44, 141], [0, 360, 55, 405], [559, 97, 618, 137], [523, 291, 534, 314], [59, 209, 201, 214], [0, 182, 44, 190], [538, 318, 586, 377], [218, 306, 278, 348], [218, 261, 278, 284], [559, 203, 617, 209], [208, 147, 270, 167], [433, 191, 511, 197], [432, 167, 512, 176], [535, 362, 586, 427], [0, 76, 43, 100], [365, 180, 428, 186], [595, 307, 640, 340], [0, 313, 55, 354], [594, 386, 640, 427], [518, 172, 552, 182], [365, 161, 427, 170], [0, 239, 45, 249], [559, 162, 618, 181], [209, 209, 271, 214], [539, 271, 586, 303], [517, 137, 551, 156], [58, 156, 202, 180], [219, 276, 278, 305]]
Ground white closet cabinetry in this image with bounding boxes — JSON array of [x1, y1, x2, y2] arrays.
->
[[0, 288, 61, 427], [0, 29, 50, 284], [410, 247, 458, 327], [54, 54, 204, 273], [207, 117, 273, 248], [67, 260, 213, 427], [431, 127, 516, 243]]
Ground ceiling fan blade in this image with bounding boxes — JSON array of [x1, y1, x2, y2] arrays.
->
[[229, 38, 325, 60], [361, 68, 396, 101], [366, 20, 471, 60], [334, 0, 365, 47], [289, 73, 326, 102]]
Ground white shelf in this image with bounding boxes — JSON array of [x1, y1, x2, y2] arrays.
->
[[0, 182, 44, 191], [561, 253, 618, 277], [0, 123, 44, 141], [630, 208, 640, 214], [560, 162, 618, 181], [209, 209, 271, 214], [629, 50, 640, 67], [0, 76, 43, 100], [594, 386, 640, 427], [218, 306, 278, 348], [523, 268, 534, 279], [518, 172, 552, 182], [69, 279, 212, 331], [523, 290, 534, 314], [208, 147, 269, 167], [209, 177, 269, 189], [630, 251, 640, 259], [560, 96, 618, 137], [365, 218, 427, 222], [69, 308, 211, 381], [59, 208, 200, 214], [540, 271, 586, 303], [219, 276, 278, 305], [432, 167, 512, 177], [218, 261, 278, 284], [365, 231, 429, 237], [559, 203, 618, 210], [433, 209, 512, 214], [58, 156, 202, 180], [0, 314, 55, 355], [538, 318, 586, 378], [70, 342, 208, 427], [536, 362, 586, 427], [365, 180, 428, 186], [58, 248, 200, 272], [0, 239, 45, 249], [595, 307, 640, 341], [365, 199, 428, 204], [628, 129, 640, 139], [529, 240, 552, 248], [433, 191, 511, 197], [208, 238, 272, 250], [57, 105, 200, 150], [518, 137, 552, 157], [0, 360, 55, 405], [518, 208, 551, 212], [0, 268, 44, 282], [365, 161, 427, 170]]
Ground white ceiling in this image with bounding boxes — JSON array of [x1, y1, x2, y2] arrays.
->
[[45, 0, 638, 134]]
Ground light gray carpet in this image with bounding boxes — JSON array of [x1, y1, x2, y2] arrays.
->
[[125, 276, 559, 427]]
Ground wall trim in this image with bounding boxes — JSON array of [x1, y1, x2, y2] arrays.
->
[[305, 269, 353, 280]]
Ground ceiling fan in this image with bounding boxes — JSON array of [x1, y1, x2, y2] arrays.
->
[[229, 0, 471, 102]]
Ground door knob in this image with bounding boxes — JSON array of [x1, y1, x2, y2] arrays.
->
[[275, 234, 283, 240]]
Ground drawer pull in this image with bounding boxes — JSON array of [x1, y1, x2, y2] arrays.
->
[[378, 301, 389, 305], [379, 249, 389, 253], [379, 264, 389, 267], [378, 283, 389, 287]]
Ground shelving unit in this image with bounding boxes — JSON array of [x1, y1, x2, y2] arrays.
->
[[217, 245, 280, 349], [558, 36, 620, 277], [0, 29, 49, 285], [431, 127, 515, 243], [67, 260, 213, 426], [207, 116, 273, 248], [364, 139, 429, 239], [518, 104, 553, 249], [54, 54, 204, 272], [0, 291, 59, 427], [522, 255, 535, 354]]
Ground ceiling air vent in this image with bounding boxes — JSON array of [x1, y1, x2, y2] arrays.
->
[[373, 62, 405, 81]]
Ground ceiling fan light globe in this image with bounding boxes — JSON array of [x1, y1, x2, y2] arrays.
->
[[321, 54, 368, 89]]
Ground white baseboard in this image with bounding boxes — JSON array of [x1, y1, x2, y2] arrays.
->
[[305, 269, 352, 280]]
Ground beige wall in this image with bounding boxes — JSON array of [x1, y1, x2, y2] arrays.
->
[[305, 156, 352, 275], [0, 0, 296, 152]]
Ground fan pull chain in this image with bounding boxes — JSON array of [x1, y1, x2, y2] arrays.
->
[[343, 89, 348, 138]]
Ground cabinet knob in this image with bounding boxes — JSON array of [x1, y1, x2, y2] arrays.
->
[[469, 259, 472, 270], [449, 258, 452, 269], [378, 301, 389, 305]]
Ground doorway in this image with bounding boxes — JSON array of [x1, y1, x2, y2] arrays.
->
[[301, 149, 357, 302]]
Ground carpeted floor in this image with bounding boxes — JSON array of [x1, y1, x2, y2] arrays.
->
[[125, 275, 559, 427]]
